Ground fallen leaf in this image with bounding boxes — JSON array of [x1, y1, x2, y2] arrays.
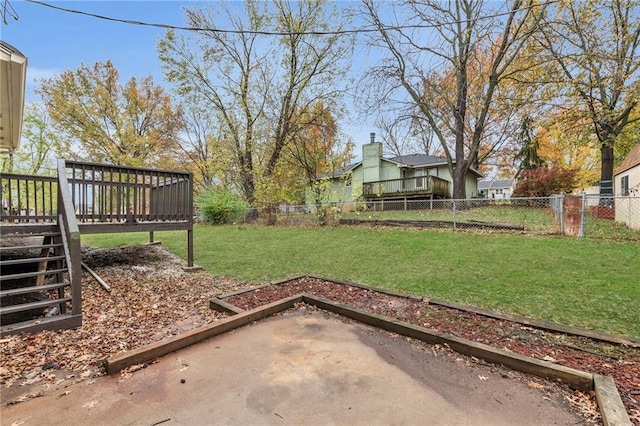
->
[[529, 382, 545, 389], [478, 375, 488, 381], [82, 400, 99, 409], [10, 416, 31, 426]]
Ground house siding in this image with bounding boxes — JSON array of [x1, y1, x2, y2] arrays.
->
[[305, 141, 481, 204], [614, 164, 640, 230]]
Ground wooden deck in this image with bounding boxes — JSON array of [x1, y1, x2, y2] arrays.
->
[[362, 175, 450, 200], [1, 159, 194, 335]]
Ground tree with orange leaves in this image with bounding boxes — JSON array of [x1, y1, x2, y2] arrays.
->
[[38, 61, 183, 168]]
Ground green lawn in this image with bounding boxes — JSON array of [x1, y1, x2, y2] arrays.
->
[[342, 206, 558, 233], [82, 225, 640, 339]]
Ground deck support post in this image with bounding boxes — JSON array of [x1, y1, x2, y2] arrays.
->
[[149, 231, 154, 243], [187, 229, 194, 267]]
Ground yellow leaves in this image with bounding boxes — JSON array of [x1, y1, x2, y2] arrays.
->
[[37, 61, 182, 169], [536, 112, 600, 188]]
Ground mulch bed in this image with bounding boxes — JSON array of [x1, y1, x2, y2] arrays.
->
[[224, 276, 640, 423]]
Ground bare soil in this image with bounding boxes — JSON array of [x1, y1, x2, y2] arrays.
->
[[1, 245, 638, 424]]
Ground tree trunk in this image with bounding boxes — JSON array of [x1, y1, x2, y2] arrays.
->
[[599, 143, 614, 206], [600, 144, 614, 194], [452, 165, 468, 200]]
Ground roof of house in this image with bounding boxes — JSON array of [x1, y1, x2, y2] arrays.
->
[[388, 154, 450, 167], [478, 179, 515, 191], [326, 154, 483, 178], [615, 144, 640, 176]]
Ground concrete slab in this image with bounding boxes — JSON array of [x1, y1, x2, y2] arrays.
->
[[2, 309, 582, 425]]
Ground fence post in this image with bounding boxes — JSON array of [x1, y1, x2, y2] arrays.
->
[[559, 194, 564, 235], [452, 199, 457, 230], [579, 191, 586, 238]]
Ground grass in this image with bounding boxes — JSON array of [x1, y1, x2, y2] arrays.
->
[[82, 225, 640, 339], [342, 206, 558, 233]]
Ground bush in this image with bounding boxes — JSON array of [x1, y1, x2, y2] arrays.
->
[[197, 188, 247, 224], [513, 167, 576, 197]]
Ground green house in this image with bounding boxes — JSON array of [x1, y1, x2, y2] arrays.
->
[[308, 137, 483, 206]]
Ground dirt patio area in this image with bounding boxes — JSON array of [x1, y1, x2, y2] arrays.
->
[[3, 308, 584, 425]]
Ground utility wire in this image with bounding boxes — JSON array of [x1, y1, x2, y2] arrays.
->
[[23, 0, 557, 36]]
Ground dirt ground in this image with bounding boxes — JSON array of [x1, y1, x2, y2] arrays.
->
[[1, 244, 638, 423]]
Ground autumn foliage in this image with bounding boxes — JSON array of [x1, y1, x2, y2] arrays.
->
[[513, 167, 576, 197]]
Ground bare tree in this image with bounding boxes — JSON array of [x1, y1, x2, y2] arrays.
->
[[361, 0, 545, 198], [535, 0, 640, 201], [158, 0, 353, 205], [375, 114, 439, 157]]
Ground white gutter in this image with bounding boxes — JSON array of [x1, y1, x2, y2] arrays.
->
[[0, 40, 28, 154]]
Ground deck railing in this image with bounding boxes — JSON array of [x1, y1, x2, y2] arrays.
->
[[0, 173, 58, 223], [64, 160, 193, 224], [57, 159, 82, 317], [363, 175, 450, 198]]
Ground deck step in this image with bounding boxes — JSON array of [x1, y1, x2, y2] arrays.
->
[[0, 255, 65, 266], [0, 313, 82, 336], [0, 224, 60, 236], [0, 297, 72, 315], [0, 282, 69, 298], [1, 231, 61, 238], [0, 268, 67, 282], [0, 243, 63, 253]]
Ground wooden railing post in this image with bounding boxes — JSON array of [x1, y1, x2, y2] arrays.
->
[[187, 172, 194, 267], [57, 159, 82, 317]]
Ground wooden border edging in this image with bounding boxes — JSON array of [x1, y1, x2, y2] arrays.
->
[[106, 294, 303, 375], [255, 275, 638, 348], [210, 298, 245, 315], [216, 275, 307, 300], [305, 275, 423, 301], [301, 294, 594, 392], [217, 275, 422, 302], [428, 298, 640, 348], [220, 275, 638, 347], [107, 293, 631, 423], [594, 374, 633, 426]]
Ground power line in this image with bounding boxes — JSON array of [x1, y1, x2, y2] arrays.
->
[[22, 0, 557, 36]]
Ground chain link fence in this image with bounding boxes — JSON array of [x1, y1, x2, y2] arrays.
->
[[208, 195, 640, 241]]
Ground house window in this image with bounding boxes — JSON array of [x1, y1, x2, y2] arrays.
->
[[427, 168, 437, 177], [621, 175, 629, 196]]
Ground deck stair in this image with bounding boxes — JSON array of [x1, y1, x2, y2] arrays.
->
[[0, 225, 81, 335]]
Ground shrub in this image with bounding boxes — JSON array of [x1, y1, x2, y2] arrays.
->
[[197, 187, 247, 224], [513, 167, 576, 197]]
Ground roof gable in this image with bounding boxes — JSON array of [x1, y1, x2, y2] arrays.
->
[[615, 144, 640, 175]]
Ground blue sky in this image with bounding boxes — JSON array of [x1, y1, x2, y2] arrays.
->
[[2, 0, 376, 153]]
